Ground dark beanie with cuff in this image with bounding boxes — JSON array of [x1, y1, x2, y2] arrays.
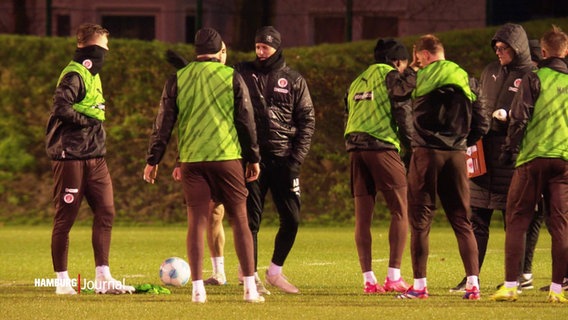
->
[[374, 38, 409, 63], [195, 28, 223, 55], [255, 26, 282, 50], [528, 39, 542, 63]]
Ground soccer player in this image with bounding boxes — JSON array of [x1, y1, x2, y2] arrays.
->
[[344, 38, 414, 294], [166, 46, 229, 286], [46, 23, 135, 295], [398, 34, 489, 300], [144, 28, 263, 303]]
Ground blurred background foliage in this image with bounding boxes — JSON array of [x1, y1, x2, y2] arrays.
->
[[0, 18, 566, 225]]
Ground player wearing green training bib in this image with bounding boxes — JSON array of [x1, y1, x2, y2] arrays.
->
[[493, 26, 568, 303], [144, 28, 263, 304], [46, 23, 135, 296], [344, 38, 415, 295], [175, 61, 241, 162], [57, 61, 106, 121], [400, 34, 489, 301]]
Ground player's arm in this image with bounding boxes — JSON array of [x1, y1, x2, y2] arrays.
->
[[504, 72, 540, 155], [290, 75, 315, 165], [144, 75, 179, 183], [232, 71, 260, 166], [52, 72, 99, 127]]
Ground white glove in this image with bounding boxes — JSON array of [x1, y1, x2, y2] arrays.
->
[[492, 108, 508, 121]]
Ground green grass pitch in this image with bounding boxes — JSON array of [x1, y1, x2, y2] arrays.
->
[[1, 225, 566, 319]]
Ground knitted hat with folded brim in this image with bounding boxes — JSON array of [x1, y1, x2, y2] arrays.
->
[[255, 26, 281, 49], [195, 28, 222, 55], [528, 39, 542, 63], [374, 38, 409, 62]]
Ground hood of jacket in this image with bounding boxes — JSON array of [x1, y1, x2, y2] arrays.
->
[[491, 23, 532, 70]]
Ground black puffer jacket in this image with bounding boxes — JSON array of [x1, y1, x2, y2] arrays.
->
[[470, 23, 535, 210], [234, 60, 315, 165]]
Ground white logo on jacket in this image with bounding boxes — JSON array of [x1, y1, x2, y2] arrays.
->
[[508, 78, 522, 92], [291, 178, 300, 196], [274, 78, 289, 94]]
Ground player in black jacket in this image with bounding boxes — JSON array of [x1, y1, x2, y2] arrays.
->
[[451, 23, 543, 293], [234, 26, 315, 294]]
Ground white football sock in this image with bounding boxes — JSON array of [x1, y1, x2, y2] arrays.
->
[[267, 262, 282, 276], [387, 268, 401, 281], [55, 271, 76, 294], [192, 280, 206, 303], [56, 271, 70, 280], [211, 256, 225, 275], [243, 276, 259, 296], [551, 282, 562, 294], [466, 275, 479, 289], [96, 265, 112, 280], [363, 271, 377, 284], [413, 278, 427, 290], [192, 280, 205, 295]]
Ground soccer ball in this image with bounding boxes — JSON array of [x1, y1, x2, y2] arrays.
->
[[159, 257, 191, 287]]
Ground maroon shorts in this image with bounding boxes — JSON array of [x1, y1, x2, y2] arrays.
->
[[180, 159, 248, 207], [350, 149, 407, 197]]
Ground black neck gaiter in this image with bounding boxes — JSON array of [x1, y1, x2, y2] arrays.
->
[[253, 49, 285, 73], [73, 45, 107, 75]]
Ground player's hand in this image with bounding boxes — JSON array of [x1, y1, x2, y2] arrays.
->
[[245, 163, 260, 182], [143, 164, 158, 184], [410, 45, 420, 70], [172, 166, 181, 181], [492, 108, 508, 122]]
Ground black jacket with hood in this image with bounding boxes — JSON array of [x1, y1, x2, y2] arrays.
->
[[470, 23, 535, 210]]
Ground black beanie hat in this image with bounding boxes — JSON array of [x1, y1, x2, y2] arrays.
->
[[374, 38, 409, 63], [255, 26, 281, 49], [195, 28, 223, 55], [528, 39, 542, 63]]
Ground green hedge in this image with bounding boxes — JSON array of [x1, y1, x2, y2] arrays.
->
[[1, 18, 566, 225]]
